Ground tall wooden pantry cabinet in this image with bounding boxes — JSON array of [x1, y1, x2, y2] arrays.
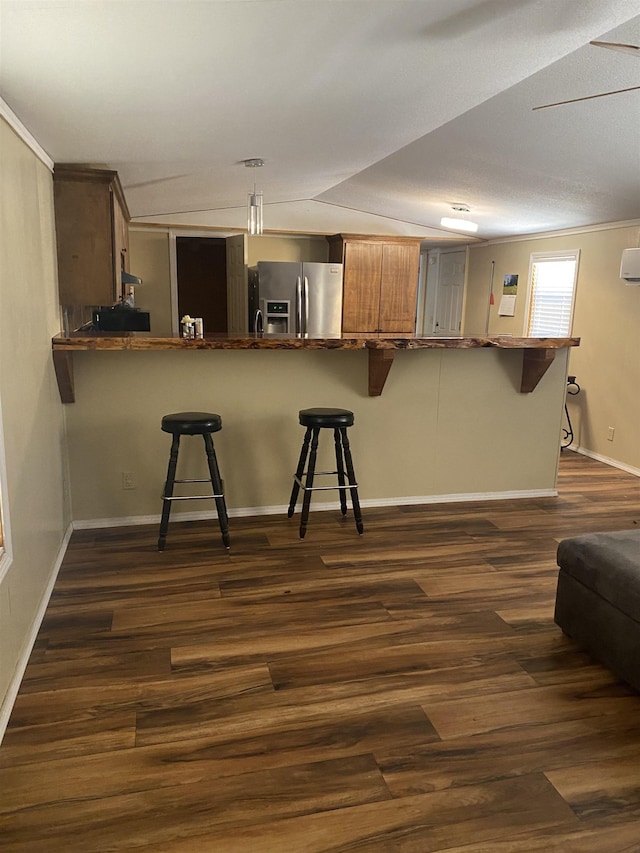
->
[[327, 234, 422, 335]]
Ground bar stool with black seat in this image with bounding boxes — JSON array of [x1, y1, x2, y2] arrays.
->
[[288, 407, 364, 539], [157, 412, 230, 551]]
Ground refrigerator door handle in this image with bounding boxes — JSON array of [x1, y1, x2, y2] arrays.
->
[[295, 276, 303, 336], [303, 276, 309, 338]]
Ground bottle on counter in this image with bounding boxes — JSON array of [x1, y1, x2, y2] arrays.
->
[[181, 315, 195, 339]]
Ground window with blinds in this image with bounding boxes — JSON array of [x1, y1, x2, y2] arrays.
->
[[525, 252, 579, 337]]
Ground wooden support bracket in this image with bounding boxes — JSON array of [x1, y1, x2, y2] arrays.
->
[[520, 348, 556, 393], [50, 335, 576, 401], [53, 350, 75, 403], [368, 348, 395, 396]]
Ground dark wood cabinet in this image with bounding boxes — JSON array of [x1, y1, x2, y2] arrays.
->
[[54, 165, 130, 306], [327, 234, 421, 334]]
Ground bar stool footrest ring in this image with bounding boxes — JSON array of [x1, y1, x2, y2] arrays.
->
[[294, 473, 358, 493]]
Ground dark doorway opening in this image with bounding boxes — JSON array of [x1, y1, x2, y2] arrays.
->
[[176, 237, 228, 333]]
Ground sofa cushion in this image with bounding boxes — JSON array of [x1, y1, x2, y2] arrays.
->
[[557, 530, 640, 621]]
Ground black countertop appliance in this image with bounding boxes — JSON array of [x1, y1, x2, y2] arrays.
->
[[92, 304, 150, 332]]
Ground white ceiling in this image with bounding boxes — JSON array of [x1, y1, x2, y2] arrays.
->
[[1, 0, 639, 242]]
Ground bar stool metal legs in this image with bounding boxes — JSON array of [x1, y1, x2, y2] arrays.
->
[[288, 408, 363, 539], [158, 411, 230, 551]]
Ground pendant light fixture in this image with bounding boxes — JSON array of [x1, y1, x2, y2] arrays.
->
[[244, 158, 264, 235]]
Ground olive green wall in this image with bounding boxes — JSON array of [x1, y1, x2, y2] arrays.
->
[[58, 230, 571, 528], [0, 116, 71, 732], [64, 343, 568, 525], [129, 229, 173, 337], [246, 234, 329, 266], [464, 224, 640, 472]]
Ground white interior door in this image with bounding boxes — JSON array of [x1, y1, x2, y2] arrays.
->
[[434, 250, 466, 336]]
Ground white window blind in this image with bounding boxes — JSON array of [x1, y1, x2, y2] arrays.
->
[[526, 256, 578, 336]]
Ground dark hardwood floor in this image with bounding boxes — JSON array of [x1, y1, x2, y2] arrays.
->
[[2, 450, 640, 852]]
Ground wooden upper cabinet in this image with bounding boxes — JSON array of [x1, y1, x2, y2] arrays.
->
[[54, 165, 130, 306], [111, 185, 130, 287], [341, 241, 383, 334], [328, 234, 421, 335], [379, 243, 420, 334]]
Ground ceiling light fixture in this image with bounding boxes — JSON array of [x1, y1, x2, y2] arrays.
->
[[441, 204, 478, 233], [244, 158, 264, 235], [440, 216, 479, 233]]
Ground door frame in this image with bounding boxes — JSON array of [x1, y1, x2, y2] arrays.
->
[[420, 247, 468, 336], [168, 229, 238, 336]]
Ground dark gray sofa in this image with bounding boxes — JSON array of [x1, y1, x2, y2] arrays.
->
[[554, 529, 640, 692]]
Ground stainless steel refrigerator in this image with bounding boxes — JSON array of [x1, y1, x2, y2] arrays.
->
[[251, 261, 343, 337]]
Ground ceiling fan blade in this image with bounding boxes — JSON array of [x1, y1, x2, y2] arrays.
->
[[123, 174, 189, 190], [590, 40, 640, 57], [533, 85, 640, 111]]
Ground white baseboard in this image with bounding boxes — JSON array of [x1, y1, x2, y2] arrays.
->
[[72, 488, 558, 530], [72, 504, 291, 529], [361, 488, 557, 507], [0, 523, 73, 744], [573, 446, 640, 478]]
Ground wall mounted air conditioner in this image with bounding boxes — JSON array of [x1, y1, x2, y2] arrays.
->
[[620, 248, 640, 284]]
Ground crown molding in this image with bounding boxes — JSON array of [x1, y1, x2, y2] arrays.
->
[[0, 97, 53, 171], [478, 219, 640, 247]]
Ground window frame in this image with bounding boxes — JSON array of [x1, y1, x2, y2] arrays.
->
[[523, 250, 580, 337]]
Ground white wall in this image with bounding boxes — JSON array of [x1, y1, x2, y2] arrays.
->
[[0, 114, 71, 735]]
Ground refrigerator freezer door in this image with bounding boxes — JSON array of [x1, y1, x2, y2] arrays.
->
[[302, 263, 343, 337], [256, 261, 302, 334]]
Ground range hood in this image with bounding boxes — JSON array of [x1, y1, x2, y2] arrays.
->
[[121, 269, 143, 307]]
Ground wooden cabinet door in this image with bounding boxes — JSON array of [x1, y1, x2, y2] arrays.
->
[[378, 243, 420, 334], [111, 187, 129, 299], [341, 241, 382, 334], [226, 234, 248, 334], [55, 178, 115, 306], [54, 166, 130, 308]]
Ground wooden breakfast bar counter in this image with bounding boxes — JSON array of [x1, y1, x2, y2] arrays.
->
[[55, 331, 580, 524], [52, 333, 579, 403]]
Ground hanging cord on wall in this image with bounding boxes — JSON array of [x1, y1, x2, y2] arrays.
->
[[485, 260, 495, 335]]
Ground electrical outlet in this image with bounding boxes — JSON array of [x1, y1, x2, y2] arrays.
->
[[607, 427, 615, 442], [122, 471, 135, 490]]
